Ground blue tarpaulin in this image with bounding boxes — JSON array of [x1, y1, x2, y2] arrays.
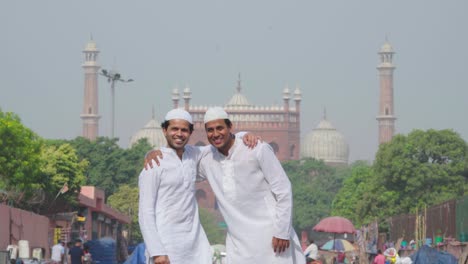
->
[[410, 245, 457, 264], [86, 237, 117, 264]]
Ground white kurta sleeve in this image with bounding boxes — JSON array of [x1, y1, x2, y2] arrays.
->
[[138, 164, 167, 257], [194, 145, 212, 181], [257, 143, 293, 240]]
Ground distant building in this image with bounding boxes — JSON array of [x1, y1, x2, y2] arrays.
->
[[174, 76, 302, 161], [49, 186, 130, 243], [130, 109, 166, 148], [80, 39, 101, 140], [301, 110, 349, 166], [377, 41, 397, 144]]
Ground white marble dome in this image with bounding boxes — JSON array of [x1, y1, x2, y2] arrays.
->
[[301, 118, 349, 165], [130, 118, 166, 148]]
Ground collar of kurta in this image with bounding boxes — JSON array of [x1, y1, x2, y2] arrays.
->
[[215, 137, 238, 159]]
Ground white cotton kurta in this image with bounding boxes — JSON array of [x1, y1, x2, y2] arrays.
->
[[199, 139, 305, 264], [138, 146, 212, 264]]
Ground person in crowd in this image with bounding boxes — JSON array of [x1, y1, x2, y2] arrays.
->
[[68, 239, 84, 264], [51, 240, 65, 264], [372, 249, 385, 264], [64, 242, 73, 264], [304, 239, 319, 263], [83, 244, 92, 264]]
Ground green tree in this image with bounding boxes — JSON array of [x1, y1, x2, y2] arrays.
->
[[283, 158, 351, 231], [0, 110, 43, 206], [332, 129, 468, 229], [331, 161, 399, 227], [374, 129, 467, 215], [38, 143, 88, 213], [55, 137, 152, 196], [199, 207, 226, 245], [107, 184, 141, 242]]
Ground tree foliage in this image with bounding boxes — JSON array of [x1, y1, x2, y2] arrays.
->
[[52, 137, 152, 196], [283, 158, 351, 231], [38, 142, 88, 213], [374, 129, 467, 214], [332, 129, 468, 228], [0, 110, 43, 205], [107, 184, 141, 242], [199, 208, 226, 245]]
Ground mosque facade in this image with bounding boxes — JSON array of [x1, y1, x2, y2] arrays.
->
[[82, 38, 396, 212], [172, 76, 302, 161]]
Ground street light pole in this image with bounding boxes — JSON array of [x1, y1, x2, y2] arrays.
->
[[100, 69, 133, 138]]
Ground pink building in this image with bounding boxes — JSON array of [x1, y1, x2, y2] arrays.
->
[[49, 186, 130, 244]]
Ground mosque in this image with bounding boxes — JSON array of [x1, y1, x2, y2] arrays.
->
[[80, 38, 396, 208]]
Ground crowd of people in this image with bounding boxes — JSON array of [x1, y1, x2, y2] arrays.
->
[[50, 239, 92, 264]]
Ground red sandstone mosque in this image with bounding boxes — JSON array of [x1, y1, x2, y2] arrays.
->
[[81, 38, 396, 208]]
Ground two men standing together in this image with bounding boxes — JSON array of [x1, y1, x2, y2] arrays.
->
[[139, 107, 304, 263]]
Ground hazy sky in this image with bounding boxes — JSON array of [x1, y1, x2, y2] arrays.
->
[[1, 0, 467, 162]]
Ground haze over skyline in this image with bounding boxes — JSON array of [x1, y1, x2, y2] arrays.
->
[[1, 0, 467, 162]]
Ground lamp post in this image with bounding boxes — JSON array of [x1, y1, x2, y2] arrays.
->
[[100, 69, 133, 138]]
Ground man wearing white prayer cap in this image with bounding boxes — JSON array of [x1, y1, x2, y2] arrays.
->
[[138, 108, 213, 264], [199, 107, 305, 263]]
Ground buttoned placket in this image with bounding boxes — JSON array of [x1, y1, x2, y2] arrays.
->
[[219, 140, 237, 201], [181, 149, 193, 189], [168, 147, 192, 190]]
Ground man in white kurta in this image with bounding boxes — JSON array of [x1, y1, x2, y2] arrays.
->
[[198, 107, 305, 264], [138, 109, 212, 264]]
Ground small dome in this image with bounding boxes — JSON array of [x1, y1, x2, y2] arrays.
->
[[226, 93, 250, 107], [130, 118, 166, 148], [380, 42, 394, 53], [301, 118, 349, 165], [84, 40, 98, 51]]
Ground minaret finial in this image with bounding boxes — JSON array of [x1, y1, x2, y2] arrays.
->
[[236, 73, 241, 93], [152, 105, 155, 119], [90, 33, 93, 41], [323, 107, 327, 120]]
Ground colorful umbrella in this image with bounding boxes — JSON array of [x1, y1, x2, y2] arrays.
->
[[321, 239, 355, 252], [313, 216, 356, 234]]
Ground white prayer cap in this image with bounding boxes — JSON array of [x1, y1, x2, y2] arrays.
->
[[164, 109, 193, 124], [204, 107, 229, 123]]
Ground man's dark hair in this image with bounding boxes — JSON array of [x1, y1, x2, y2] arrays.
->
[[224, 119, 232, 128], [377, 249, 382, 254], [161, 120, 194, 133]]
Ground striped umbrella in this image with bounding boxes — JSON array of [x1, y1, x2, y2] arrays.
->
[[320, 239, 355, 252]]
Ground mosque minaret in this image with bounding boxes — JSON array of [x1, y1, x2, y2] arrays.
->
[[80, 38, 101, 140], [376, 40, 397, 144]]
